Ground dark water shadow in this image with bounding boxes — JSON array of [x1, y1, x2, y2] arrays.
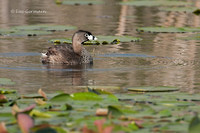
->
[[43, 63, 93, 86]]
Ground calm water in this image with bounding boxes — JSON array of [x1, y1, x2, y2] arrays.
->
[[0, 0, 200, 94]]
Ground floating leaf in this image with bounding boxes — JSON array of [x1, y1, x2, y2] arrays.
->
[[13, 24, 77, 31], [136, 27, 200, 33], [35, 99, 46, 105], [49, 39, 72, 44], [179, 34, 200, 40], [55, 0, 62, 4], [160, 7, 198, 13], [49, 35, 142, 45], [158, 101, 195, 107], [62, 0, 104, 5], [97, 35, 142, 43], [0, 29, 16, 36], [189, 115, 200, 133], [119, 0, 191, 7], [108, 105, 123, 116], [7, 30, 51, 36], [127, 86, 179, 92], [30, 109, 52, 118], [158, 109, 172, 117], [17, 113, 34, 133], [32, 124, 67, 133], [0, 78, 15, 86], [50, 93, 71, 102], [87, 88, 118, 102], [71, 92, 102, 101], [34, 127, 57, 133]]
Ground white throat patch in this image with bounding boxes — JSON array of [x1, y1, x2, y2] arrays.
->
[[87, 35, 97, 40]]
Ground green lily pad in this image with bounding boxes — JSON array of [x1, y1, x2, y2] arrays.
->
[[8, 30, 51, 36], [70, 92, 102, 101], [0, 29, 16, 35], [119, 0, 191, 7], [0, 78, 15, 86], [2, 88, 200, 133], [159, 7, 198, 13], [179, 34, 200, 40], [62, 0, 104, 5], [136, 27, 200, 33], [50, 93, 71, 102], [49, 39, 72, 44], [97, 35, 142, 43], [12, 24, 77, 31], [158, 109, 172, 117], [49, 35, 142, 45], [127, 86, 179, 92], [158, 101, 195, 107], [189, 115, 200, 133], [108, 105, 123, 116]]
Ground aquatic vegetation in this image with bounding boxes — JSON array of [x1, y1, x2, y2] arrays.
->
[[136, 27, 200, 33], [0, 25, 77, 36], [179, 34, 200, 40], [7, 30, 51, 36], [119, 0, 191, 7], [1, 87, 200, 132], [0, 78, 15, 86], [50, 35, 142, 45], [12, 25, 77, 31], [127, 86, 179, 92], [159, 7, 198, 13], [61, 0, 104, 5]]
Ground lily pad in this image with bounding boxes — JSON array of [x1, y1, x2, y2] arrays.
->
[[0, 88, 16, 94], [158, 101, 195, 107], [7, 30, 51, 36], [136, 27, 200, 33], [49, 39, 72, 44], [62, 0, 104, 5], [189, 115, 200, 133], [50, 93, 71, 102], [49, 36, 142, 45], [127, 86, 179, 92], [71, 92, 102, 101], [119, 0, 191, 7], [97, 35, 142, 43], [12, 25, 77, 31], [179, 34, 200, 40], [159, 7, 198, 13], [0, 78, 15, 86], [0, 29, 16, 36]]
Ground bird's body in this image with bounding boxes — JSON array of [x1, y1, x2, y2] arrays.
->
[[41, 30, 96, 65]]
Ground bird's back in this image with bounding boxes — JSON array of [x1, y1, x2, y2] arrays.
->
[[41, 44, 92, 65]]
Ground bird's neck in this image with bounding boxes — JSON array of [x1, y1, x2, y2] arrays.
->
[[72, 35, 82, 55]]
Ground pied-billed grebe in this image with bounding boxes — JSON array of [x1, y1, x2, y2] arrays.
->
[[41, 30, 97, 65]]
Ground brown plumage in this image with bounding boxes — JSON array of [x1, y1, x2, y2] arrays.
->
[[41, 30, 97, 65]]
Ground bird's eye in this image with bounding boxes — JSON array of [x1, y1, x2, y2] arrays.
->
[[85, 34, 88, 37]]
